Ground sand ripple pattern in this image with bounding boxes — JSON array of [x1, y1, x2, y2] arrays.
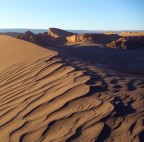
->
[[0, 56, 113, 142]]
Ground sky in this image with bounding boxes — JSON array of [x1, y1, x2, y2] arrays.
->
[[0, 0, 144, 30]]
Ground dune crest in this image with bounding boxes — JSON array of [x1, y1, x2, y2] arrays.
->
[[0, 35, 57, 72]]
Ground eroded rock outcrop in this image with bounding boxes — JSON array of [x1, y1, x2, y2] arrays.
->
[[106, 36, 144, 49], [66, 34, 93, 43], [119, 32, 144, 37], [16, 31, 35, 42], [66, 34, 84, 43], [48, 28, 74, 38], [16, 31, 51, 45], [106, 38, 127, 49], [1, 29, 144, 49], [66, 33, 119, 45], [66, 31, 144, 49]]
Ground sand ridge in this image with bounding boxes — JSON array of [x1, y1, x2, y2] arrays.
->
[[0, 35, 57, 72]]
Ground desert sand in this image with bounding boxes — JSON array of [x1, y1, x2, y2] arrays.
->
[[0, 35, 144, 142]]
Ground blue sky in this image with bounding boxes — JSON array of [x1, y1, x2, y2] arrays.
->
[[0, 0, 144, 30]]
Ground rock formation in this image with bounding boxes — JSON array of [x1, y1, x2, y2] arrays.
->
[[106, 38, 127, 49], [66, 34, 93, 43], [16, 31, 51, 46], [66, 34, 84, 43], [66, 31, 144, 49], [119, 32, 144, 37], [48, 28, 74, 38], [66, 33, 119, 45], [106, 36, 144, 49], [1, 28, 144, 49]]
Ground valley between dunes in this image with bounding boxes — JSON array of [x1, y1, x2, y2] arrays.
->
[[0, 35, 144, 142]]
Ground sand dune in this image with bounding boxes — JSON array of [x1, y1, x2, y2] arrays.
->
[[0, 35, 57, 72], [0, 36, 115, 142]]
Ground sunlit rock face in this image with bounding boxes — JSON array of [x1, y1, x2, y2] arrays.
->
[[66, 34, 85, 43]]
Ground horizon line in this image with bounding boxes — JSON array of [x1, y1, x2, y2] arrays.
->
[[0, 28, 144, 31]]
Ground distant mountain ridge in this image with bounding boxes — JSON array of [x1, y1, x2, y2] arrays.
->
[[0, 29, 47, 34], [0, 28, 144, 34]]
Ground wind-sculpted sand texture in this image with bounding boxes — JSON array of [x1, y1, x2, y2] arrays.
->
[[60, 56, 144, 142], [0, 36, 114, 142]]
